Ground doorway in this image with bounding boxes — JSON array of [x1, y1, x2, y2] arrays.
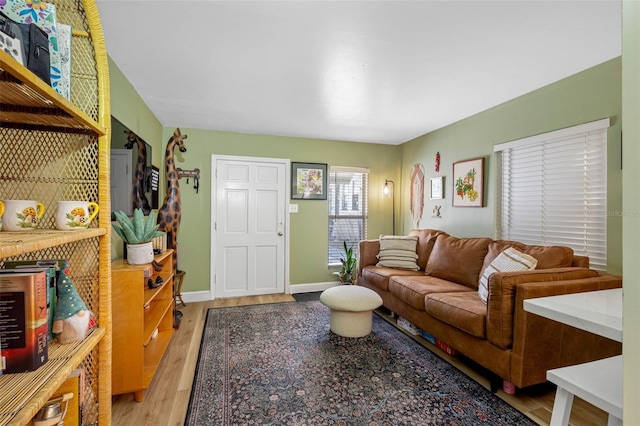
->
[[211, 155, 289, 298]]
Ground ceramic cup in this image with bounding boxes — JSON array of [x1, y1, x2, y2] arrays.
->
[[56, 201, 99, 230], [0, 200, 45, 231]]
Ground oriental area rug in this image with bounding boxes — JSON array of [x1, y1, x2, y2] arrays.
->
[[185, 301, 536, 425]]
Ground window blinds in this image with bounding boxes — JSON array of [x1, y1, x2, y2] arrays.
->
[[494, 118, 609, 271], [328, 166, 369, 265]]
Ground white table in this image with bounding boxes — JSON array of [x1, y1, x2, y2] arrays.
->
[[523, 288, 622, 426]]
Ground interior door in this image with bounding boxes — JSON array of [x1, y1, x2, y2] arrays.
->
[[213, 156, 287, 298], [110, 149, 132, 215]]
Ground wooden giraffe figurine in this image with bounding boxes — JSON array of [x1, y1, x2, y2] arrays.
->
[[157, 128, 187, 270], [125, 130, 152, 215]]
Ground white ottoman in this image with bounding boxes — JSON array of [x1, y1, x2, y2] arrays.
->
[[320, 285, 383, 337]]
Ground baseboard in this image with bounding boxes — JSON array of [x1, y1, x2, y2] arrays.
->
[[181, 291, 212, 304], [289, 282, 338, 294], [182, 283, 337, 302]]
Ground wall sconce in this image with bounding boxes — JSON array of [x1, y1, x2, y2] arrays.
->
[[383, 179, 395, 235]]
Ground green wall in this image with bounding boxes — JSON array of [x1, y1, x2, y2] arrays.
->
[[109, 55, 623, 290], [160, 128, 400, 291], [400, 57, 622, 275]]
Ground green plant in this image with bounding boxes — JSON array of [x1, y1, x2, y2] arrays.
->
[[333, 241, 357, 284], [112, 209, 164, 244]]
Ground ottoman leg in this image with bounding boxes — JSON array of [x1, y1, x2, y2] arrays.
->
[[330, 310, 373, 338]]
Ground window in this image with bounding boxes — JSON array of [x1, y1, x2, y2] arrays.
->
[[328, 166, 369, 265], [494, 118, 609, 270]]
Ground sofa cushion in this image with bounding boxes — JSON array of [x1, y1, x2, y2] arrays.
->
[[388, 275, 471, 310], [425, 292, 487, 339], [361, 266, 424, 291], [408, 229, 446, 271], [481, 240, 573, 275], [478, 247, 538, 303], [376, 235, 420, 270], [425, 234, 491, 289]]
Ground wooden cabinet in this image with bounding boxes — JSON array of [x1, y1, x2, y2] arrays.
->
[[111, 250, 175, 401], [0, 1, 111, 424]]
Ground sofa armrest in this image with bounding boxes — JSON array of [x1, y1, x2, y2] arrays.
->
[[357, 239, 380, 277], [485, 267, 600, 349]]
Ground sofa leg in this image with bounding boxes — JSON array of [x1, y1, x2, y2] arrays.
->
[[502, 380, 517, 395], [489, 375, 501, 393]]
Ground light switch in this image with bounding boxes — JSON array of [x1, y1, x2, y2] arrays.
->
[[289, 204, 298, 213]]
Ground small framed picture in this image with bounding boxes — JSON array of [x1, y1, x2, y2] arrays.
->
[[430, 177, 444, 200], [291, 162, 328, 200]]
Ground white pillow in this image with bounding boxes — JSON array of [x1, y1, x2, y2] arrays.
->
[[478, 247, 538, 303], [376, 235, 420, 270]]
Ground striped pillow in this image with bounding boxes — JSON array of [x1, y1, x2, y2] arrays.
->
[[376, 235, 420, 270], [478, 247, 538, 303]]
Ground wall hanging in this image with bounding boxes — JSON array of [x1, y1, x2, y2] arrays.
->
[[430, 176, 444, 200], [177, 167, 201, 193], [410, 163, 424, 227], [291, 162, 327, 200], [452, 157, 485, 207]]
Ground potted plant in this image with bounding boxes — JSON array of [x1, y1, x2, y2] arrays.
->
[[333, 241, 357, 284], [112, 209, 164, 265]]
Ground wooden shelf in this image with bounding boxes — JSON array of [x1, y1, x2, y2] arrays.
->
[[112, 250, 175, 400], [143, 329, 173, 387], [0, 51, 105, 135], [0, 229, 106, 259], [0, 327, 105, 426]]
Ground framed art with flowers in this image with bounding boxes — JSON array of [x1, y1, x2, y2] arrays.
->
[[291, 162, 328, 200], [452, 157, 484, 207]]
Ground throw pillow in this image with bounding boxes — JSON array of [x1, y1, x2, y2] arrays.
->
[[478, 247, 538, 303], [376, 235, 420, 270]]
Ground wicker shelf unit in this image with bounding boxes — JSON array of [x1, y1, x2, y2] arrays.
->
[[0, 1, 111, 424]]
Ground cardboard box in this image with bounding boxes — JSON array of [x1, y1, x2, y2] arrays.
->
[[0, 271, 49, 373], [436, 338, 459, 356], [397, 316, 421, 335], [420, 330, 436, 344]]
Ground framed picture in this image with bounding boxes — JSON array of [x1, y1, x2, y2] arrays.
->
[[291, 162, 328, 200], [430, 176, 444, 200], [452, 157, 484, 207]]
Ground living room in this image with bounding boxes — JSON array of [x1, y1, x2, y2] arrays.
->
[[101, 1, 638, 425], [0, 0, 637, 425]]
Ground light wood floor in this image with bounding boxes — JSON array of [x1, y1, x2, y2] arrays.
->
[[111, 295, 608, 426]]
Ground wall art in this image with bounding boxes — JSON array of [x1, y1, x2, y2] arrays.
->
[[452, 157, 484, 207], [291, 162, 327, 200]]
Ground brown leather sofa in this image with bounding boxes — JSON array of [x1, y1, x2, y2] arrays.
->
[[357, 229, 622, 393]]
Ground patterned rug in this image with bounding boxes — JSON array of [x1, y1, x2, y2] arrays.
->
[[185, 301, 536, 425]]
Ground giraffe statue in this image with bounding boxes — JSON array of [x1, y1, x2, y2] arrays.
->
[[125, 130, 152, 215], [157, 128, 187, 270]]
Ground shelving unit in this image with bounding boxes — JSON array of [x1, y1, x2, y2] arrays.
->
[[111, 250, 175, 402], [0, 1, 111, 424]]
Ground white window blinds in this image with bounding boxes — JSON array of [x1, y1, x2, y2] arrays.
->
[[328, 166, 369, 265], [494, 118, 609, 271]]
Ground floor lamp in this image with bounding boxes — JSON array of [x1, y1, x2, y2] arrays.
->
[[383, 179, 395, 235]]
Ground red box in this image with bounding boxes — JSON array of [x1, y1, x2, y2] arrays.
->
[[0, 271, 49, 373], [435, 338, 458, 356]]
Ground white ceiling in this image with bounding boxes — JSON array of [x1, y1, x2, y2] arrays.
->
[[96, 0, 621, 145]]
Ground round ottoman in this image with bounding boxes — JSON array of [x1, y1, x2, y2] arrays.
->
[[320, 285, 383, 337]]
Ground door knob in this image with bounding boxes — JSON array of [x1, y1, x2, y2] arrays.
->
[[278, 231, 283, 236]]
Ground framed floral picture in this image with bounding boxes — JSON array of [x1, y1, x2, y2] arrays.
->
[[452, 157, 484, 207], [291, 162, 327, 200]]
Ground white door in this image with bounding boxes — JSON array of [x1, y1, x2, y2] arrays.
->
[[110, 149, 132, 215], [212, 156, 288, 298]]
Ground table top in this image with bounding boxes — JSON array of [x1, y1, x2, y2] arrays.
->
[[523, 288, 622, 342]]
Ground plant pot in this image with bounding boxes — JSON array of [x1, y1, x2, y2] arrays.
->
[[126, 242, 154, 265]]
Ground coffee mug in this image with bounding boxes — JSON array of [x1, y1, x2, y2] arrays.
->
[[56, 201, 100, 230], [0, 200, 45, 231]]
